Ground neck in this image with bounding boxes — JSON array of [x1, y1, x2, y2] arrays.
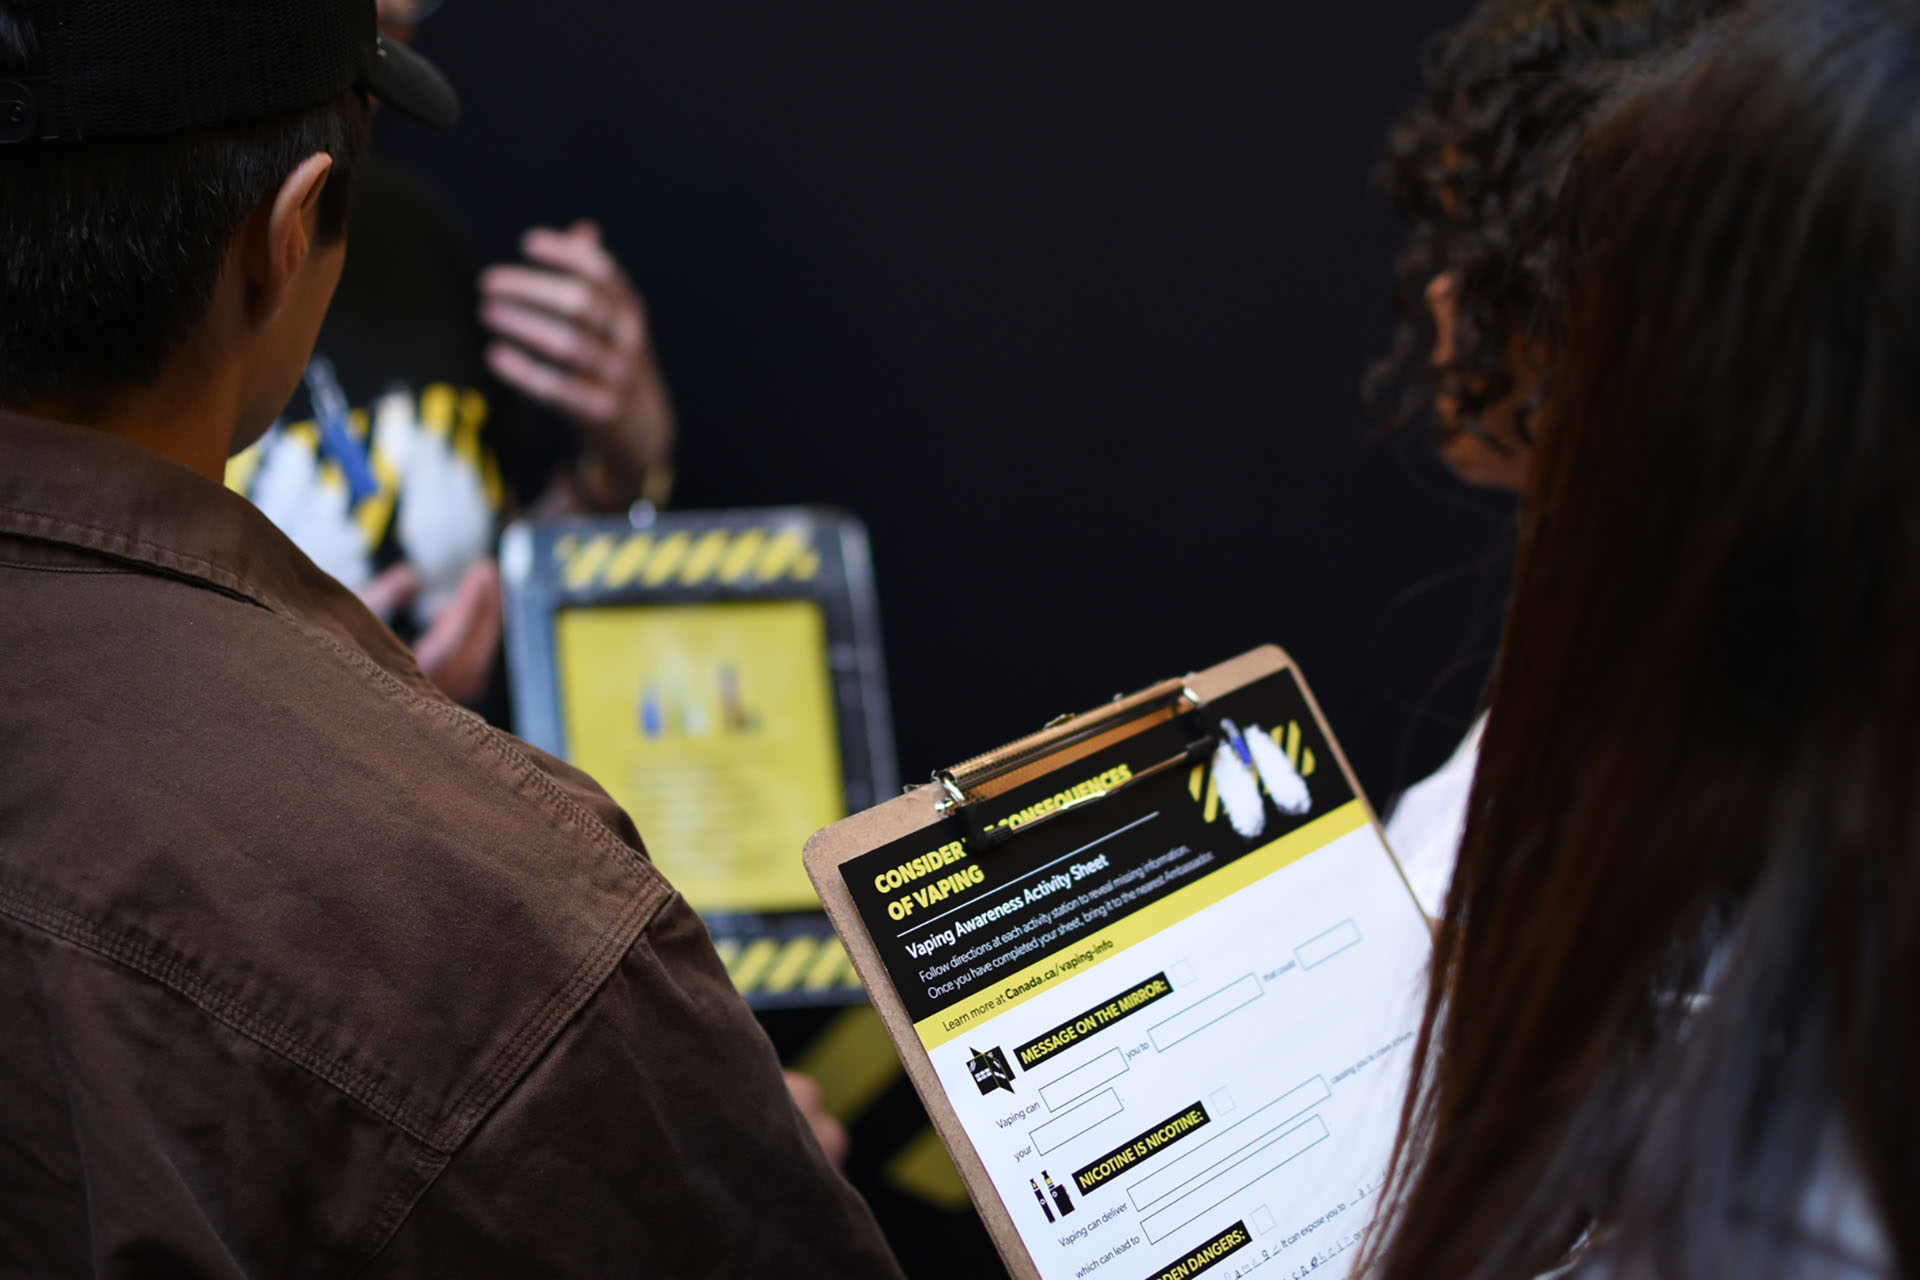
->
[[11, 349, 250, 483]]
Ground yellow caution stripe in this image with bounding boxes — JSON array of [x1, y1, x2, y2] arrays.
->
[[554, 525, 824, 592], [712, 933, 864, 1000], [793, 1005, 906, 1122]]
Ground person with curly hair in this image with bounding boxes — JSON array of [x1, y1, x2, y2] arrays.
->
[[1374, 0, 1735, 915], [1364, 0, 1914, 1270], [1372, 0, 1733, 489]]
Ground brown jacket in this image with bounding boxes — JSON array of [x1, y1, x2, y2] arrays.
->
[[0, 411, 907, 1279]]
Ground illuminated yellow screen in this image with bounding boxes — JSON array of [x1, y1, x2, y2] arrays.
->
[[556, 600, 845, 913]]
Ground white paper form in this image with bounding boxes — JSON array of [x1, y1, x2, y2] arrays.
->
[[837, 669, 1432, 1280]]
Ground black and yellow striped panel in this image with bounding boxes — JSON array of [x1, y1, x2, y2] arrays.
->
[[554, 526, 823, 592], [714, 933, 864, 1002]]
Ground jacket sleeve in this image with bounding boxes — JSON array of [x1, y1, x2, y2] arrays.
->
[[365, 892, 908, 1279]]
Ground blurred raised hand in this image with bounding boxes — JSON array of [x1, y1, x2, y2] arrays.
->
[[784, 1071, 850, 1171], [359, 559, 502, 706], [480, 221, 676, 509]]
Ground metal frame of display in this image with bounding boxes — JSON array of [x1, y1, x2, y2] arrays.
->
[[501, 505, 897, 1008]]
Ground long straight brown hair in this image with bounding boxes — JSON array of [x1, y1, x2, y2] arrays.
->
[[1362, 0, 1920, 1274]]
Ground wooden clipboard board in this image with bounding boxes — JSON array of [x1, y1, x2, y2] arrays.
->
[[807, 646, 1429, 1280]]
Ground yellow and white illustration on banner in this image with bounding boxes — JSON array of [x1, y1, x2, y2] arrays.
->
[[557, 599, 845, 912]]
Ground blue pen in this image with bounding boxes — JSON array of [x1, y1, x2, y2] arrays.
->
[[1221, 717, 1254, 766], [305, 355, 380, 507]]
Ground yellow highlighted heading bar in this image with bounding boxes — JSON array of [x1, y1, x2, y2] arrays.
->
[[914, 800, 1370, 1050]]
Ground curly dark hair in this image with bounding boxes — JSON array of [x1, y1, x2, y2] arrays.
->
[[1368, 0, 1735, 457]]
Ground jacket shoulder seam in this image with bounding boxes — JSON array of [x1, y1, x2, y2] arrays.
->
[[0, 883, 445, 1144]]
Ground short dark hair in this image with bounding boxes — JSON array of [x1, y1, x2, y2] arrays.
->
[[1366, 0, 1733, 455], [0, 2, 370, 412]]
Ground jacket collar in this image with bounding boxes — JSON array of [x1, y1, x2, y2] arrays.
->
[[0, 409, 428, 684]]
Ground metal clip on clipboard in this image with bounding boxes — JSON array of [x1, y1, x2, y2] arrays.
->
[[930, 678, 1222, 854]]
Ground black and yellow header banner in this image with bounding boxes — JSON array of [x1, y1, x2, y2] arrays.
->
[[837, 667, 1358, 1043], [1073, 1101, 1211, 1195], [1142, 1221, 1252, 1280], [1015, 972, 1174, 1070]]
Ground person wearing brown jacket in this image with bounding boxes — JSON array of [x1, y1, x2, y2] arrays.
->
[[0, 2, 904, 1276]]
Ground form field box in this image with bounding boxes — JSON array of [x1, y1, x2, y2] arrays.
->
[[1138, 1115, 1330, 1244], [1296, 919, 1362, 970], [1149, 974, 1263, 1052], [1128, 1076, 1331, 1212], [1031, 1088, 1123, 1155], [1041, 1048, 1129, 1112]]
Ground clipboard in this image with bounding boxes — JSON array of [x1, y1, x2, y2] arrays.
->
[[502, 506, 895, 1008], [806, 646, 1432, 1280]]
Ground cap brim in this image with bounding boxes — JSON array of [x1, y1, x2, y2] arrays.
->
[[361, 35, 459, 129]]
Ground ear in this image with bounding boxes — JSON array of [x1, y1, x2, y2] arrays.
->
[[242, 151, 336, 329]]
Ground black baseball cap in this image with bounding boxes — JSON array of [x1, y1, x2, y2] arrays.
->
[[0, 0, 458, 146]]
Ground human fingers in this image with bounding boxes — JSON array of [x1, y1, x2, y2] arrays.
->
[[520, 222, 622, 288], [482, 267, 645, 366], [357, 562, 419, 621], [480, 297, 628, 382], [490, 228, 649, 360], [783, 1071, 850, 1171], [465, 566, 504, 670], [485, 339, 621, 427], [478, 264, 603, 323], [412, 566, 483, 675], [414, 561, 503, 704], [422, 577, 500, 704], [441, 560, 503, 653]]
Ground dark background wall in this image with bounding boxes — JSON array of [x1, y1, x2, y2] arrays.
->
[[386, 0, 1514, 811]]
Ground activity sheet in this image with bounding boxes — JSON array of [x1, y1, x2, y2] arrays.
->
[[825, 663, 1431, 1280]]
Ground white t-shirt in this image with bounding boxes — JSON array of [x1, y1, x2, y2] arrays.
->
[[1385, 722, 1894, 1275], [1383, 713, 1485, 918]]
